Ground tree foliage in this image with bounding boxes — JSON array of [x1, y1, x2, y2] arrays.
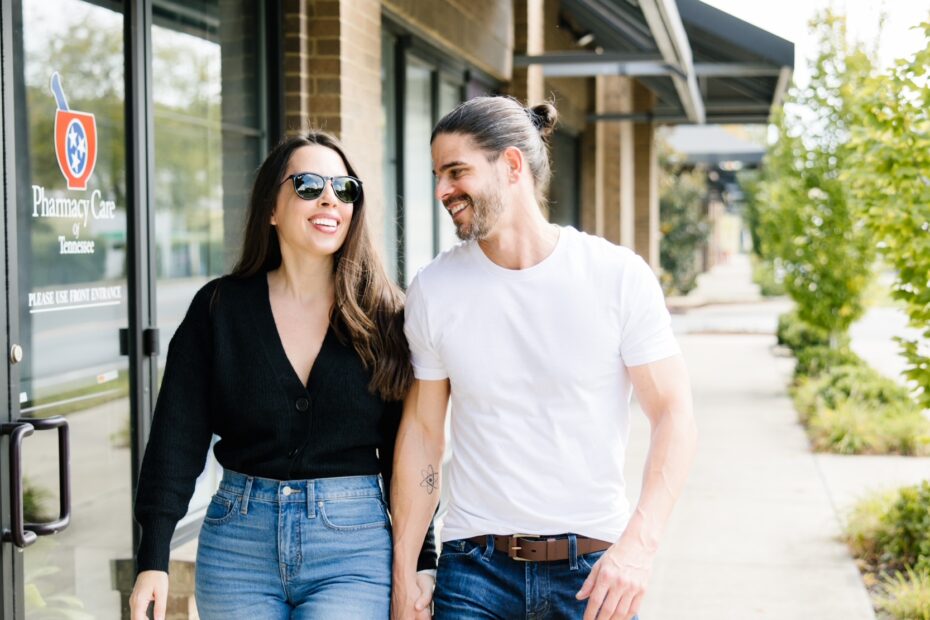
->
[[659, 151, 708, 296], [757, 11, 876, 342], [846, 22, 930, 409]]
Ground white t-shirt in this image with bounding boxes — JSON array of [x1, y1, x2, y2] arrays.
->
[[404, 226, 680, 544]]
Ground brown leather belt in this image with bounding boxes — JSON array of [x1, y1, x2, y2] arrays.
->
[[465, 534, 612, 562]]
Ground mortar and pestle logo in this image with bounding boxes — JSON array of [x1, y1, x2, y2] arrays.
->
[[51, 72, 97, 191]]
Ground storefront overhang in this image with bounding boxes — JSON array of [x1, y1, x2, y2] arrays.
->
[[515, 0, 794, 125]]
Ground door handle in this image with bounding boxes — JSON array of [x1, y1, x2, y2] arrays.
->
[[0, 416, 71, 548], [23, 416, 71, 536], [1, 422, 38, 548]]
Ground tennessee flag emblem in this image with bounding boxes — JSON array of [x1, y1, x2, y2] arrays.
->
[[51, 72, 97, 191]]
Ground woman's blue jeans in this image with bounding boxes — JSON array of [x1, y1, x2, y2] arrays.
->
[[434, 535, 640, 620], [194, 470, 392, 619]]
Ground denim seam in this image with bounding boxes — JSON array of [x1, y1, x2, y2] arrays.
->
[[317, 500, 388, 531], [203, 496, 238, 526], [240, 476, 253, 515]]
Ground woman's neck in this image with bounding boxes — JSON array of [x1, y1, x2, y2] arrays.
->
[[268, 254, 335, 304]]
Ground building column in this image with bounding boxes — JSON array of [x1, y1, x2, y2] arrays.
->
[[588, 76, 634, 246], [282, 0, 387, 249], [509, 0, 544, 105], [633, 81, 659, 269]]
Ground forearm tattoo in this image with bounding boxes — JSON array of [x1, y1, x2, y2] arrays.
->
[[420, 464, 438, 495]]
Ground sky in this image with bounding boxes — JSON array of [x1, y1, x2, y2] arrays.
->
[[701, 0, 930, 86]]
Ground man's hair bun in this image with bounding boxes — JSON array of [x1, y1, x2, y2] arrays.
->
[[527, 102, 558, 139]]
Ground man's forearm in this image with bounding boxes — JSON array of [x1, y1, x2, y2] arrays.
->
[[623, 403, 697, 552], [391, 412, 445, 576]]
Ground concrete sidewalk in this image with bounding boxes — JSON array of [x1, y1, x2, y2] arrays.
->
[[625, 333, 876, 619], [621, 254, 930, 619]]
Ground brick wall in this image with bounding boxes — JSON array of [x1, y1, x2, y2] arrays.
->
[[510, 0, 544, 105], [542, 0, 588, 132], [281, 0, 387, 250], [633, 81, 658, 268], [382, 0, 512, 81], [338, 0, 385, 249]]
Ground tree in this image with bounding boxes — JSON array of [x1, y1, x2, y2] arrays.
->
[[846, 22, 930, 409], [659, 157, 708, 296], [757, 11, 876, 344]]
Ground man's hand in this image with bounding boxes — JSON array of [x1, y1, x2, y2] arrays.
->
[[129, 570, 169, 620], [576, 540, 654, 620], [391, 572, 435, 620]]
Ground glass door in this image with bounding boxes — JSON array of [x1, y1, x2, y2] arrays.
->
[[0, 1, 269, 617], [149, 0, 266, 547], [11, 0, 131, 618]]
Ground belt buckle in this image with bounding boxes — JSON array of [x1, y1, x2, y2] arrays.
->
[[508, 534, 535, 562]]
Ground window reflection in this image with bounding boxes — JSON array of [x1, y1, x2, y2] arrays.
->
[[152, 0, 265, 531], [16, 1, 129, 617]]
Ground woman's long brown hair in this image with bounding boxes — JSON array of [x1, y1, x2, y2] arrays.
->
[[232, 131, 412, 401]]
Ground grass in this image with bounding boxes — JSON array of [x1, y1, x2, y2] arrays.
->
[[844, 485, 930, 619], [876, 569, 930, 619], [23, 371, 128, 418], [791, 361, 930, 456]]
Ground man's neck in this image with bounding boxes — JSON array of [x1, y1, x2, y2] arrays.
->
[[478, 196, 560, 270]]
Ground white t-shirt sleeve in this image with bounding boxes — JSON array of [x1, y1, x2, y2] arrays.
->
[[404, 274, 449, 380], [619, 255, 680, 367]]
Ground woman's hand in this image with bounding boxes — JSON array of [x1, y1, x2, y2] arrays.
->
[[129, 570, 169, 620], [392, 571, 435, 619], [413, 571, 435, 619]]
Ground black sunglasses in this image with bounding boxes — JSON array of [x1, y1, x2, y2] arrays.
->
[[280, 172, 363, 204]]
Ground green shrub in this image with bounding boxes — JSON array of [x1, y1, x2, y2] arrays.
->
[[880, 482, 930, 574], [806, 400, 930, 455], [876, 568, 930, 620], [751, 257, 786, 297], [659, 159, 709, 296], [792, 362, 930, 455], [23, 479, 52, 524], [846, 485, 930, 619], [777, 311, 831, 352], [845, 490, 899, 563], [804, 363, 916, 412], [793, 345, 861, 379]]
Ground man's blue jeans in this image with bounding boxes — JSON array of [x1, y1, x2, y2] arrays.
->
[[434, 535, 640, 619], [194, 470, 392, 619]]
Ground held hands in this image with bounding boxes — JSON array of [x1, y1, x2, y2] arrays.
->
[[576, 539, 654, 620], [129, 570, 169, 620], [391, 571, 436, 620]]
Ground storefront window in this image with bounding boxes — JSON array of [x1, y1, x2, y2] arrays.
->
[[11, 0, 266, 615], [15, 0, 129, 616], [151, 0, 266, 533], [382, 31, 466, 284]]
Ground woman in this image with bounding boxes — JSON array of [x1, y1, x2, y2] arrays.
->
[[130, 131, 436, 619]]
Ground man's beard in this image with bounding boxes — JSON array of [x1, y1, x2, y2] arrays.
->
[[451, 184, 504, 241]]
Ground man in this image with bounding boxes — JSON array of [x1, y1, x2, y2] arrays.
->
[[391, 96, 697, 620]]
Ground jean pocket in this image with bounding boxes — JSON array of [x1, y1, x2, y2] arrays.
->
[[318, 497, 388, 531], [202, 494, 238, 526], [439, 539, 483, 561], [578, 549, 606, 571]]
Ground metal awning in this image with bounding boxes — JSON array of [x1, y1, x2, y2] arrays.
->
[[514, 0, 794, 125]]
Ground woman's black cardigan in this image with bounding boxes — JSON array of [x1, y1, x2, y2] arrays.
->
[[134, 272, 436, 573]]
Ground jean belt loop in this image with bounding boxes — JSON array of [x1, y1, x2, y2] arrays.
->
[[568, 534, 579, 571], [239, 476, 253, 515], [306, 479, 316, 518], [482, 534, 496, 561]]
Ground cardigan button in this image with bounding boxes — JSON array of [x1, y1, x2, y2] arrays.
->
[[295, 397, 310, 412]]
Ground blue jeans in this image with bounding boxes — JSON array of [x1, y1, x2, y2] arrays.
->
[[194, 470, 392, 619], [434, 535, 639, 620]]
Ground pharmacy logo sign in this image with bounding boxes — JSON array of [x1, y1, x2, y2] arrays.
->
[[50, 72, 97, 190]]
